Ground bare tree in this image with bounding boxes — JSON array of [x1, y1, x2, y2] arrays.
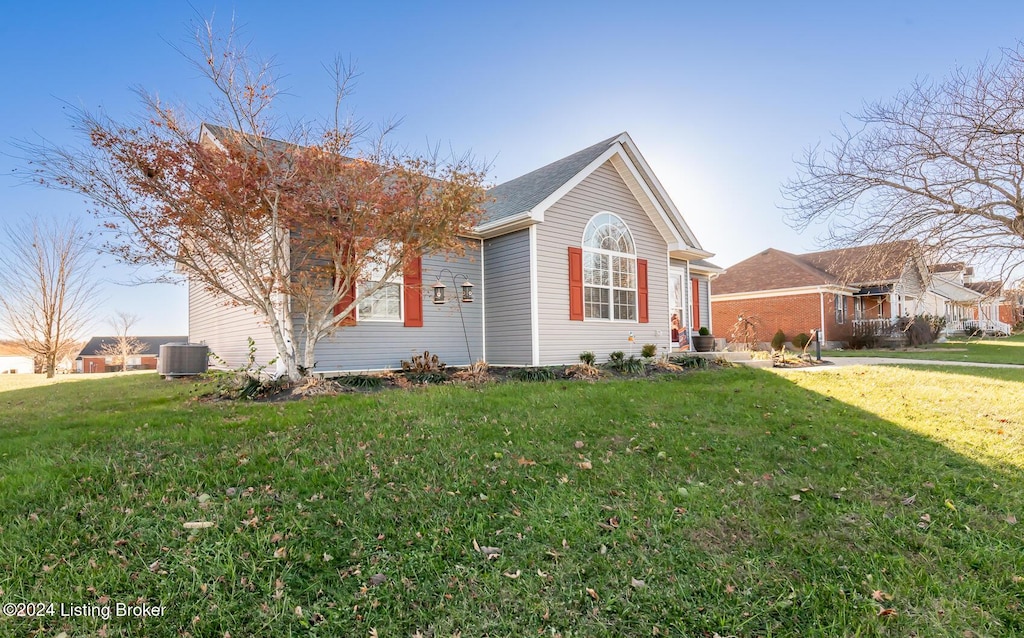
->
[[19, 17, 488, 381], [0, 217, 101, 377], [783, 43, 1024, 281], [97, 311, 145, 372]]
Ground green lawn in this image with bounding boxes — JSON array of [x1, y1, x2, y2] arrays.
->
[[1, 368, 1022, 637], [826, 333, 1024, 365]]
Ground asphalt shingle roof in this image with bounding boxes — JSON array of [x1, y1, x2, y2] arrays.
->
[[713, 241, 919, 295], [482, 134, 622, 225]]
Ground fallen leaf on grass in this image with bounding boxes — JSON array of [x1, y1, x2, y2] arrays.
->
[[631, 577, 646, 589], [517, 457, 536, 466], [273, 547, 287, 559], [577, 461, 593, 470], [945, 499, 957, 512], [1006, 514, 1018, 525], [472, 538, 501, 559], [574, 440, 585, 449], [183, 521, 215, 529], [900, 495, 916, 506], [877, 608, 898, 617], [369, 573, 386, 586], [586, 587, 599, 600], [871, 590, 893, 602], [789, 494, 802, 502], [503, 570, 521, 579]]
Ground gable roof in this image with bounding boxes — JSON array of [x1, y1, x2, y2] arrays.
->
[[0, 342, 33, 357], [713, 241, 921, 296], [712, 248, 842, 295], [479, 133, 710, 257], [77, 336, 189, 358], [483, 135, 622, 225], [966, 280, 1003, 298]]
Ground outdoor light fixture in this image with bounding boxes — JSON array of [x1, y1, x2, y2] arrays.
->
[[431, 274, 474, 304], [432, 268, 476, 362]]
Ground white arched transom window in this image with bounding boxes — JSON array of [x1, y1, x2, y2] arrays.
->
[[582, 212, 637, 321]]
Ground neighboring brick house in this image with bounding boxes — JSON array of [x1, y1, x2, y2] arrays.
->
[[710, 242, 927, 348], [76, 336, 188, 373]]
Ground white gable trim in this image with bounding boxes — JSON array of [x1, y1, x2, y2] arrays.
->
[[528, 140, 695, 253]]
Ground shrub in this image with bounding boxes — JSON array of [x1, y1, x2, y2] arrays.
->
[[401, 350, 447, 374], [669, 354, 709, 369], [607, 351, 625, 366], [511, 366, 556, 382], [205, 337, 282, 400], [451, 360, 492, 385], [335, 374, 384, 389], [564, 363, 603, 380], [404, 371, 449, 384], [619, 355, 646, 375], [792, 332, 811, 349], [771, 329, 787, 351], [578, 351, 596, 365], [698, 326, 711, 336], [641, 343, 658, 358]]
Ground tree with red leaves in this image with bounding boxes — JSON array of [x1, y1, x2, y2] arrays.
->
[[23, 19, 487, 380]]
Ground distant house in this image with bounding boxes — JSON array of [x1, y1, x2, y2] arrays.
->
[[0, 343, 35, 374], [710, 241, 928, 348], [922, 263, 1012, 335], [189, 130, 721, 371], [75, 336, 189, 373]]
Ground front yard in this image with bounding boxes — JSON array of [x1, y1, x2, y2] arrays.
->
[[1, 367, 1021, 636], [826, 333, 1024, 365]]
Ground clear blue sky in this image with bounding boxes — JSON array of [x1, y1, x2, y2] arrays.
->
[[3, 1, 1023, 335]]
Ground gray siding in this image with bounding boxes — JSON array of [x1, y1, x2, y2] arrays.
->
[[483, 230, 533, 365], [188, 279, 278, 368], [308, 245, 484, 372], [535, 160, 671, 364]]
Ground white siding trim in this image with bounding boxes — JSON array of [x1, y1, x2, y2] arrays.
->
[[712, 284, 859, 301], [480, 239, 486, 363], [707, 276, 713, 333], [665, 254, 673, 353], [529, 224, 540, 366]]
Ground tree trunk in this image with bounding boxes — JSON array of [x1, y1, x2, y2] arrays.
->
[[45, 352, 56, 378]]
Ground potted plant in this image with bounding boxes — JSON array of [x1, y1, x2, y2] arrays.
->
[[692, 326, 716, 352]]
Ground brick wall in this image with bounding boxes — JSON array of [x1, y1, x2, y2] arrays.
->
[[712, 292, 853, 346]]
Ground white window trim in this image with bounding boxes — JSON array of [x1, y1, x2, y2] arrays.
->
[[581, 212, 639, 323], [355, 244, 405, 323]]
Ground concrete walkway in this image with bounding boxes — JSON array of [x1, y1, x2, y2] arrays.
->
[[774, 356, 1024, 372]]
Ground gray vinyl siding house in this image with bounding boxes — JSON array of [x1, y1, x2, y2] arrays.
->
[[188, 132, 720, 372]]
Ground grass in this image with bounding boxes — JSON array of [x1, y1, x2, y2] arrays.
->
[[827, 333, 1024, 365], [0, 368, 1022, 636]]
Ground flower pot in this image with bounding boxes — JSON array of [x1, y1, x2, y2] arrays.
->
[[692, 335, 716, 352]]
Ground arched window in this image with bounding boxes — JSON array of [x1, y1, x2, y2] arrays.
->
[[582, 213, 637, 321]]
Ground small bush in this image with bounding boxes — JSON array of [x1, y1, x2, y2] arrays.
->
[[204, 337, 281, 400], [405, 371, 449, 384], [771, 329, 787, 351], [578, 351, 596, 365], [698, 326, 711, 336], [335, 374, 384, 389], [641, 343, 658, 358], [292, 376, 344, 396], [792, 332, 811, 349], [511, 366, 556, 382], [669, 354, 709, 369], [451, 360, 492, 385], [608, 351, 625, 365], [564, 363, 603, 380], [401, 350, 447, 374]]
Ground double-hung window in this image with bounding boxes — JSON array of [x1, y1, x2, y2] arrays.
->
[[357, 244, 403, 322], [582, 213, 637, 321]]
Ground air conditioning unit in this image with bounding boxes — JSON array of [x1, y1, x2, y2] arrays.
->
[[158, 343, 209, 377]]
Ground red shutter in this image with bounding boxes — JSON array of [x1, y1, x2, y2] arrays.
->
[[637, 258, 649, 323], [568, 247, 584, 321], [333, 277, 357, 326], [691, 278, 701, 330], [403, 255, 423, 327]]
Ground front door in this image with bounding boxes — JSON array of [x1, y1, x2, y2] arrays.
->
[[669, 269, 689, 350]]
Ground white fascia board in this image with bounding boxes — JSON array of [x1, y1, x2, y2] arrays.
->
[[687, 262, 725, 275], [199, 124, 227, 152], [670, 247, 715, 260], [712, 284, 859, 302], [474, 211, 537, 239]]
